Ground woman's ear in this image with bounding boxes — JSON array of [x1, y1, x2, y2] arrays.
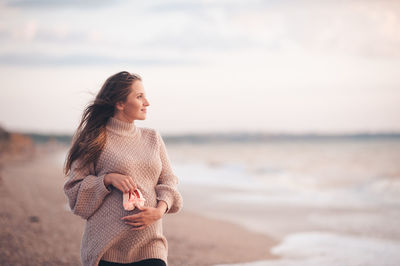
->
[[115, 101, 125, 111]]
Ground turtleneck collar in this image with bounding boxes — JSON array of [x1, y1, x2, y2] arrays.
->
[[106, 117, 139, 137]]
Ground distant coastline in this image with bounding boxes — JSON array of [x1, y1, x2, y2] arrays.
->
[[162, 132, 400, 143], [14, 131, 400, 145]]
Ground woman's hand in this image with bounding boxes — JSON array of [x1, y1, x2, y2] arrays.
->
[[104, 173, 137, 194], [121, 206, 163, 230], [121, 201, 168, 230]]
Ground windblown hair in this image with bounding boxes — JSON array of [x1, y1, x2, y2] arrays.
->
[[64, 71, 142, 175]]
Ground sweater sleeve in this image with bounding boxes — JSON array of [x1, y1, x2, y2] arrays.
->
[[63, 158, 112, 220], [155, 131, 183, 214]]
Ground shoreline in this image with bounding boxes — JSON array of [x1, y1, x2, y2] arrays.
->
[[0, 145, 278, 266]]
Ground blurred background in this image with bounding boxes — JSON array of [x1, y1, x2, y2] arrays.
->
[[1, 1, 400, 266]]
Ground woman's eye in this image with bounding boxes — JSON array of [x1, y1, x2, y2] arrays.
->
[[138, 96, 142, 98]]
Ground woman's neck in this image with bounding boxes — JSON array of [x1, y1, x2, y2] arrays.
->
[[112, 113, 135, 124]]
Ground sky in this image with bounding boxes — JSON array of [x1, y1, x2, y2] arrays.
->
[[0, 0, 399, 135]]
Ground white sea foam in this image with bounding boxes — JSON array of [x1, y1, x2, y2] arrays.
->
[[215, 231, 400, 266], [175, 161, 398, 209], [176, 162, 261, 190]]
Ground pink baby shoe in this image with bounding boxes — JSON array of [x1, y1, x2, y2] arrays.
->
[[123, 189, 146, 211]]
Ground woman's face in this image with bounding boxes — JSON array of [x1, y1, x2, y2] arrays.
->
[[114, 80, 150, 123]]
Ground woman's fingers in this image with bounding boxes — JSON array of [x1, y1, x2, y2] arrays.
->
[[124, 220, 147, 230], [125, 221, 143, 226], [123, 177, 135, 193], [122, 213, 142, 222], [121, 180, 130, 193], [125, 179, 132, 193], [121, 207, 160, 231], [131, 226, 146, 230], [108, 173, 137, 193], [122, 176, 136, 194], [127, 176, 137, 191]]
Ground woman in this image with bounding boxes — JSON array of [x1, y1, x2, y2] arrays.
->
[[63, 71, 183, 266]]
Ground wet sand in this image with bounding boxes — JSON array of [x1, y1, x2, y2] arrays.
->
[[0, 145, 277, 266]]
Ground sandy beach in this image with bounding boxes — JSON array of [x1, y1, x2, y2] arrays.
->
[[0, 145, 277, 266]]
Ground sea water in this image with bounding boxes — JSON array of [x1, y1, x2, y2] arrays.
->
[[167, 137, 400, 266]]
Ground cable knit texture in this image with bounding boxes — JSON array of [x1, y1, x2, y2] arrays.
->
[[63, 117, 183, 266]]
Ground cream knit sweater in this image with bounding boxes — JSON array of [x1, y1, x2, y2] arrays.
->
[[63, 117, 183, 266]]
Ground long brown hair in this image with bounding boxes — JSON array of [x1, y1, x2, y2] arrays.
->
[[64, 71, 142, 175]]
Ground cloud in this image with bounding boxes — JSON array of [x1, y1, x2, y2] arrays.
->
[[4, 0, 122, 9], [1, 0, 400, 61], [147, 0, 282, 13], [0, 52, 198, 66], [0, 20, 104, 45], [141, 28, 260, 52], [227, 0, 400, 58], [144, 0, 400, 57]]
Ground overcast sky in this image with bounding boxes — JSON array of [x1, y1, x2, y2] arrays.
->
[[0, 0, 399, 135]]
